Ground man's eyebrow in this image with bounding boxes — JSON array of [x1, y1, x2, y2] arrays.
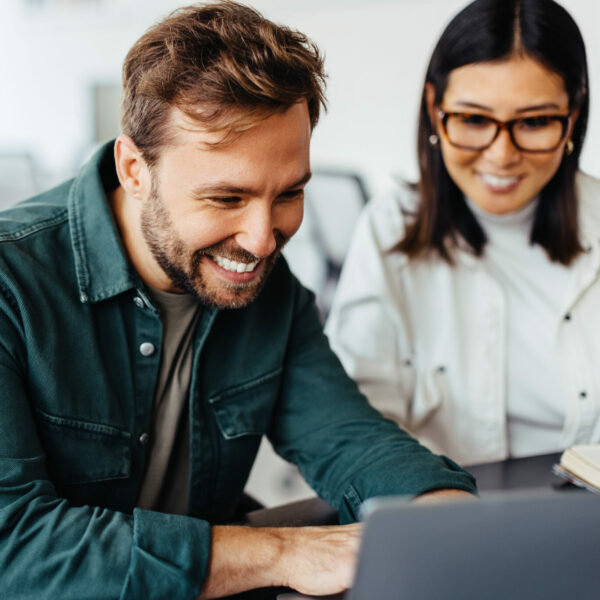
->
[[288, 171, 312, 189], [191, 171, 312, 197], [191, 183, 250, 196]]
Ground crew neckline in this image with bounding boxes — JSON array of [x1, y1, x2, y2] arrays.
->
[[465, 195, 538, 227], [147, 285, 200, 311]]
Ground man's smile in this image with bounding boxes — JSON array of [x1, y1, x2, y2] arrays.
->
[[212, 254, 260, 273], [205, 253, 267, 285]]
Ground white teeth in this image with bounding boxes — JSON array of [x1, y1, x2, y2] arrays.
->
[[213, 255, 259, 273], [480, 173, 520, 188]]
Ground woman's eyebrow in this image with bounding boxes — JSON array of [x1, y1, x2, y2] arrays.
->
[[452, 100, 564, 113], [514, 103, 564, 113], [453, 101, 494, 111]]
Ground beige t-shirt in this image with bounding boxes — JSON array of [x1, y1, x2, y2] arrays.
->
[[136, 287, 201, 514]]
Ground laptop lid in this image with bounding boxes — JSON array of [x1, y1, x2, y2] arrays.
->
[[279, 490, 600, 600], [346, 490, 600, 600]]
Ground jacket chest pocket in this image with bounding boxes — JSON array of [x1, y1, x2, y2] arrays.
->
[[35, 409, 131, 485], [208, 368, 281, 440], [207, 368, 281, 503]]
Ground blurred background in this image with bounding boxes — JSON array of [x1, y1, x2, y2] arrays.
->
[[1, 0, 599, 506]]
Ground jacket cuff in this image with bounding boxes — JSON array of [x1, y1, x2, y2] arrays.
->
[[120, 508, 211, 599], [338, 455, 477, 524]]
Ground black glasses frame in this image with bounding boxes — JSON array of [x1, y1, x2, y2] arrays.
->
[[437, 109, 571, 153]]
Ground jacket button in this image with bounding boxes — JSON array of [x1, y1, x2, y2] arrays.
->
[[139, 342, 155, 356], [139, 432, 150, 446], [133, 296, 145, 309]]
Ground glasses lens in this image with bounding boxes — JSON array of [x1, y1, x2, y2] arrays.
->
[[512, 116, 565, 151], [445, 114, 497, 150]]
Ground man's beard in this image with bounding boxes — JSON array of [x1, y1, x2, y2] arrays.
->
[[140, 179, 287, 309]]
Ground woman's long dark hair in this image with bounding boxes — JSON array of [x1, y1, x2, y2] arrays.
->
[[399, 0, 589, 264]]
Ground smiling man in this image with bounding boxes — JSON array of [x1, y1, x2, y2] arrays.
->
[[0, 2, 475, 599], [113, 103, 311, 309]]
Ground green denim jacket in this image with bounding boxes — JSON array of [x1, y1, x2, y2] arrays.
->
[[0, 143, 475, 599]]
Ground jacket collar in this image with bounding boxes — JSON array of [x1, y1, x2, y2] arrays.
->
[[68, 141, 142, 304]]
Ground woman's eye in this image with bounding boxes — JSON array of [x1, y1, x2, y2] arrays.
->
[[459, 114, 490, 127], [520, 116, 552, 129]]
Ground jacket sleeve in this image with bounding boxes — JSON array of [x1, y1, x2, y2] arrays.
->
[[269, 273, 477, 524], [0, 301, 210, 600], [325, 192, 416, 422]]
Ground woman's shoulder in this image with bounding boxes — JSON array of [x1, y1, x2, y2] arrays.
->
[[576, 171, 600, 234], [362, 178, 418, 251], [576, 170, 600, 199]]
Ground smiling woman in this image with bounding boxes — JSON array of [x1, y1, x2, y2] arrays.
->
[[429, 55, 574, 217], [326, 0, 600, 466]]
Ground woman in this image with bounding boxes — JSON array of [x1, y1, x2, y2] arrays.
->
[[326, 0, 600, 465]]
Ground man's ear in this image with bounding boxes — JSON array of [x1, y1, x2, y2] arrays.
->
[[425, 82, 438, 132], [114, 134, 151, 199]]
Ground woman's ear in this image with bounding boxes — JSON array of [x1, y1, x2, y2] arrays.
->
[[425, 82, 439, 132], [568, 107, 581, 139], [114, 134, 151, 200]]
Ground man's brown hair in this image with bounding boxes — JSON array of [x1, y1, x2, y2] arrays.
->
[[120, 1, 327, 165]]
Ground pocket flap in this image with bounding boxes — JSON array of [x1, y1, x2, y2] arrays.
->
[[35, 409, 131, 484], [208, 368, 281, 439]]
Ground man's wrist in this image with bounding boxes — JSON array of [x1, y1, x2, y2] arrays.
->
[[200, 526, 293, 598]]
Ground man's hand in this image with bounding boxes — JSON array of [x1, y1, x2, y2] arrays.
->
[[198, 523, 361, 599], [413, 488, 476, 503]]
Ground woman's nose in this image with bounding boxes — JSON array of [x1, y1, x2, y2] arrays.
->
[[482, 127, 522, 168]]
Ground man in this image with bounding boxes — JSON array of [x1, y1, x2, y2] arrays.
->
[[0, 2, 476, 598]]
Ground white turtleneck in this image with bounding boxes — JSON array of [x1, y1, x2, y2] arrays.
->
[[466, 196, 573, 457]]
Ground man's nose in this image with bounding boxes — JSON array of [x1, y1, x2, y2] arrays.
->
[[235, 204, 277, 259]]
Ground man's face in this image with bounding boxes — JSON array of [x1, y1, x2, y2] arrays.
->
[[138, 102, 311, 309]]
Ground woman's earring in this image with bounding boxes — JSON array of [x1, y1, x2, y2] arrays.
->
[[565, 138, 574, 155], [429, 134, 440, 147]]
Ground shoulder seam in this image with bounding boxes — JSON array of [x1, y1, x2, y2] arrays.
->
[[0, 208, 69, 243]]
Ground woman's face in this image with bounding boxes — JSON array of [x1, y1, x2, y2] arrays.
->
[[429, 55, 576, 215]]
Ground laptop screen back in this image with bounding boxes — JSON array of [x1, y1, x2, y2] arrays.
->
[[347, 491, 600, 600]]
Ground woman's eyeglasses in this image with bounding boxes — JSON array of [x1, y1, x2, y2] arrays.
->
[[437, 109, 571, 153]]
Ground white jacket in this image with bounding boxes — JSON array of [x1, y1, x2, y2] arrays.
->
[[326, 173, 600, 465]]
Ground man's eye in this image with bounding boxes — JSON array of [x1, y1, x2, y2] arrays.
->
[[280, 189, 304, 200], [211, 196, 241, 205]]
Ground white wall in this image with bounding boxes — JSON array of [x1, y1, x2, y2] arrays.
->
[[1, 0, 598, 192]]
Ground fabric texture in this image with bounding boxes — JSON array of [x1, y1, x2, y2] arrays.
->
[[136, 287, 201, 515], [0, 141, 476, 599], [326, 173, 600, 466], [464, 196, 572, 457]]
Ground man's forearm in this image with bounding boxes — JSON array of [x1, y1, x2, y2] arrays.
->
[[198, 524, 361, 599]]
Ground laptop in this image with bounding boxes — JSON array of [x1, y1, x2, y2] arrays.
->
[[278, 490, 600, 600]]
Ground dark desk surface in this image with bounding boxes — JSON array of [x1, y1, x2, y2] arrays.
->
[[226, 452, 576, 599], [467, 451, 564, 493]]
